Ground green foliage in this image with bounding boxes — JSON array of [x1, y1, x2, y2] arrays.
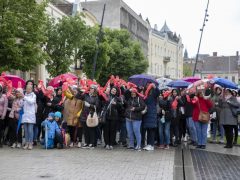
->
[[45, 15, 91, 77], [0, 0, 49, 72], [97, 29, 148, 85], [183, 64, 193, 77], [77, 26, 110, 81]]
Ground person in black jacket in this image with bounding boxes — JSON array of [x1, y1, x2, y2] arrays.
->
[[80, 85, 99, 149], [125, 88, 146, 151], [103, 86, 121, 150], [158, 91, 172, 149], [183, 92, 197, 146]]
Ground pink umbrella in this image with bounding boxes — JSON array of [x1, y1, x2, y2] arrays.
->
[[2, 74, 26, 88], [182, 77, 201, 83], [48, 73, 78, 88]]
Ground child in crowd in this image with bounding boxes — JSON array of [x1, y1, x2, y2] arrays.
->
[[41, 112, 61, 149]]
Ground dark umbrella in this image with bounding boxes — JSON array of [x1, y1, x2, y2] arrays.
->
[[211, 78, 238, 89], [167, 80, 191, 88], [128, 74, 158, 87]]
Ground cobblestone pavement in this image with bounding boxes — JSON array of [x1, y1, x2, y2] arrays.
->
[[0, 146, 175, 180], [191, 148, 240, 180]]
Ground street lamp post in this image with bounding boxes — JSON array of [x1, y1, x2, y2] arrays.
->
[[75, 56, 85, 84], [192, 0, 210, 76]]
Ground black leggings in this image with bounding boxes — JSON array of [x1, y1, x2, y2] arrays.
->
[[0, 120, 4, 144], [179, 117, 187, 139], [8, 118, 22, 144], [82, 122, 96, 146], [103, 120, 117, 146], [223, 125, 235, 147], [234, 125, 238, 142]]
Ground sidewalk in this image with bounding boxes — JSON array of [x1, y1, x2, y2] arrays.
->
[[0, 146, 175, 180]]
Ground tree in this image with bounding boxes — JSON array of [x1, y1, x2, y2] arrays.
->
[[0, 0, 48, 72], [183, 64, 192, 77], [45, 15, 90, 77], [78, 26, 110, 81], [97, 29, 148, 85]]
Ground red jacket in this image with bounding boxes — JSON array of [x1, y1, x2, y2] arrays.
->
[[191, 97, 213, 121]]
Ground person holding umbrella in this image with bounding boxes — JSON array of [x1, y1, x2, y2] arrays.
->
[[142, 83, 160, 151], [191, 89, 212, 149], [219, 89, 239, 148]]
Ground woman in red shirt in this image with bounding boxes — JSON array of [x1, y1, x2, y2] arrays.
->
[[191, 90, 212, 149]]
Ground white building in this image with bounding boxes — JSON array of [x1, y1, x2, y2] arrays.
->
[[148, 22, 184, 79]]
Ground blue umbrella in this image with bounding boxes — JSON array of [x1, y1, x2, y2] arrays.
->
[[128, 74, 158, 87], [17, 108, 24, 134], [212, 78, 238, 89], [167, 80, 191, 88]]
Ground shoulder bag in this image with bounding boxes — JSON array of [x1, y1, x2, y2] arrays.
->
[[86, 106, 99, 127], [198, 101, 210, 123]]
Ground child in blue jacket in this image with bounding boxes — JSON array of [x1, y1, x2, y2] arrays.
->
[[41, 112, 61, 149]]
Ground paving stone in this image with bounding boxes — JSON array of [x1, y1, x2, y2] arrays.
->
[[0, 146, 175, 180]]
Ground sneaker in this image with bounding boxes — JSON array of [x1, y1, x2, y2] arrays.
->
[[158, 145, 165, 149], [97, 140, 102, 145], [109, 146, 113, 150], [28, 144, 33, 150], [33, 141, 37, 146], [134, 146, 141, 151], [183, 136, 188, 142], [88, 144, 95, 149], [196, 145, 202, 149], [77, 142, 82, 148], [105, 145, 110, 150], [23, 143, 28, 150], [145, 145, 154, 151], [127, 146, 134, 150], [16, 143, 21, 148], [143, 145, 150, 150], [219, 139, 224, 144], [224, 145, 233, 148], [69, 142, 74, 148], [82, 144, 89, 149], [164, 145, 169, 150], [11, 143, 17, 148]]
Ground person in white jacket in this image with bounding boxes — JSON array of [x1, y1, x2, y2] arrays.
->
[[22, 85, 36, 150]]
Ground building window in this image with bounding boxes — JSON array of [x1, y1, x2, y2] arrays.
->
[[232, 76, 235, 83], [225, 76, 228, 80]]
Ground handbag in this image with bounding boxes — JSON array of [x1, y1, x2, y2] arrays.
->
[[86, 106, 99, 127], [198, 101, 210, 123], [99, 98, 115, 124]]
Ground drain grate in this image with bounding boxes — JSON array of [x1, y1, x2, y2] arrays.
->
[[191, 149, 240, 180]]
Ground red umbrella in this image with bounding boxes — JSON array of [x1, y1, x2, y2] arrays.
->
[[48, 73, 78, 88], [1, 74, 26, 88], [182, 77, 201, 83]]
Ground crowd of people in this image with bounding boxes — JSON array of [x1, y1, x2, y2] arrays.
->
[[0, 75, 239, 151]]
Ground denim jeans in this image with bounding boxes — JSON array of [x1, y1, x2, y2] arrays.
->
[[126, 119, 142, 147], [212, 121, 224, 141], [195, 121, 208, 145], [24, 123, 34, 143], [186, 117, 197, 143], [158, 119, 170, 145]]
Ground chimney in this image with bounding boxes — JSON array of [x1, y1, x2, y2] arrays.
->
[[154, 24, 158, 30], [236, 51, 239, 57], [213, 52, 217, 57]]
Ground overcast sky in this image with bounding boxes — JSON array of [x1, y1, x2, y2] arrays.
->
[[69, 0, 240, 57]]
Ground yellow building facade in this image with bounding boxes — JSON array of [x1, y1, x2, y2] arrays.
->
[[148, 22, 184, 79]]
